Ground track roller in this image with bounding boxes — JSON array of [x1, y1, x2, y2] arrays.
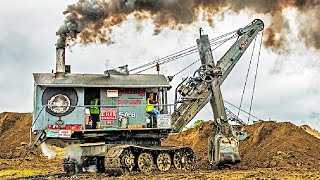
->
[[156, 152, 171, 171], [173, 149, 194, 170], [105, 145, 195, 174], [137, 152, 154, 173]]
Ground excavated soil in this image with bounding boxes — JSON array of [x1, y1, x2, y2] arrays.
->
[[162, 121, 217, 169], [0, 112, 320, 179], [0, 112, 62, 177], [163, 121, 320, 170], [0, 112, 33, 159], [300, 125, 320, 139], [238, 122, 320, 169]]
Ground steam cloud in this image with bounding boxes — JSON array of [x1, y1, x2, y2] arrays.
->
[[40, 142, 57, 159], [57, 0, 320, 52], [64, 145, 83, 164]]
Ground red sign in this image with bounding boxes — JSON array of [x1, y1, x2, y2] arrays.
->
[[118, 100, 126, 105], [58, 130, 72, 138], [65, 125, 82, 130], [119, 89, 145, 96], [240, 39, 249, 49], [106, 120, 112, 125], [47, 125, 60, 130], [128, 100, 141, 105], [101, 108, 117, 120]]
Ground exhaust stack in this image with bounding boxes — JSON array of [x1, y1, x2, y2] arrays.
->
[[55, 36, 66, 79]]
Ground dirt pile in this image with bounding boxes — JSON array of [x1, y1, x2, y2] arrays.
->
[[163, 121, 320, 170], [239, 122, 320, 169], [300, 125, 320, 139], [0, 112, 62, 173], [0, 112, 33, 159], [162, 121, 216, 169], [1, 112, 319, 176]]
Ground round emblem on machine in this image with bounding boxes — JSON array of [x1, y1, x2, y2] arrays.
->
[[42, 87, 78, 116], [47, 94, 71, 114]]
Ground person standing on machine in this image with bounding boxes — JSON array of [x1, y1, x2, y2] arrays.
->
[[90, 95, 100, 129], [146, 93, 160, 120]]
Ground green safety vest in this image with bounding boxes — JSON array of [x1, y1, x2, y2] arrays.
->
[[146, 98, 154, 112], [90, 98, 100, 114]]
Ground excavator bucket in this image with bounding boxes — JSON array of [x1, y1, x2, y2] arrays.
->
[[208, 134, 241, 165]]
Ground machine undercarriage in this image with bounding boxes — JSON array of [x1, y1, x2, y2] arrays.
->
[[63, 144, 194, 175]]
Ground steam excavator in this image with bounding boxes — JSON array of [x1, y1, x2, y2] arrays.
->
[[28, 19, 264, 174], [172, 19, 264, 165]]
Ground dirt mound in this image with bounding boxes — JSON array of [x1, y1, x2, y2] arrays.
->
[[1, 112, 319, 175], [0, 112, 62, 173], [163, 121, 216, 169], [0, 112, 33, 159], [300, 125, 320, 139], [163, 121, 320, 170], [239, 122, 320, 169]]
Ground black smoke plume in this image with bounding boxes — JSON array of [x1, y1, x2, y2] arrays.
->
[[57, 0, 320, 52]]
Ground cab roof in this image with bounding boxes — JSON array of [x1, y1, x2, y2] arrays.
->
[[33, 73, 170, 88]]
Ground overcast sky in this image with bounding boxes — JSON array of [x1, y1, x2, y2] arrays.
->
[[0, 1, 319, 130]]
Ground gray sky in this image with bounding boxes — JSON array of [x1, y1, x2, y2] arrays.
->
[[0, 1, 319, 130]]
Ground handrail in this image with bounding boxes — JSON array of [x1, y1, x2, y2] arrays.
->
[[29, 105, 46, 145], [32, 103, 174, 132], [44, 104, 175, 108], [31, 105, 46, 128]]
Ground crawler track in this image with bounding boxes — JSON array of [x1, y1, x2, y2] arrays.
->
[[63, 145, 195, 176], [105, 145, 195, 175]]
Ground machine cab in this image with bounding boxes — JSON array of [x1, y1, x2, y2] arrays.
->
[[32, 69, 171, 138]]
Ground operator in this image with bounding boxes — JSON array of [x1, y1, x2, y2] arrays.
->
[[90, 95, 100, 129], [146, 93, 160, 120]]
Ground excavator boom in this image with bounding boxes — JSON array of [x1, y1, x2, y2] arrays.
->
[[172, 19, 264, 132]]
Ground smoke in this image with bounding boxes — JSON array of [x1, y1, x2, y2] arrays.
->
[[86, 165, 98, 172], [64, 145, 83, 164], [296, 3, 320, 50], [57, 0, 320, 52], [40, 142, 57, 159]]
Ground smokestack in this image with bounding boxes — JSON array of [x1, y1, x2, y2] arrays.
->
[[55, 36, 66, 79]]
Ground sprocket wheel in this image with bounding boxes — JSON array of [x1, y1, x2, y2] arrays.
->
[[156, 152, 171, 171], [137, 152, 154, 173], [121, 149, 135, 172]]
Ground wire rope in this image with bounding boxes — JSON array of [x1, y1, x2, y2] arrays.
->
[[247, 31, 264, 124]]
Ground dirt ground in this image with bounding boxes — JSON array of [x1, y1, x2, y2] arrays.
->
[[0, 112, 320, 179]]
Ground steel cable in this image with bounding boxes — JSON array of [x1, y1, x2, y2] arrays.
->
[[134, 34, 238, 74], [247, 31, 264, 124], [129, 30, 237, 73], [237, 36, 258, 117]]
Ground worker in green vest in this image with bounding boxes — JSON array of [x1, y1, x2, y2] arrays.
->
[[146, 93, 160, 121], [90, 95, 100, 129]]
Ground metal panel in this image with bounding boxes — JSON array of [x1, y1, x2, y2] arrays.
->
[[100, 88, 118, 128], [100, 88, 146, 129], [32, 86, 85, 131], [33, 73, 170, 88]]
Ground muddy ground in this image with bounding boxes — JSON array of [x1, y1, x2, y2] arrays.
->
[[0, 112, 320, 179]]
